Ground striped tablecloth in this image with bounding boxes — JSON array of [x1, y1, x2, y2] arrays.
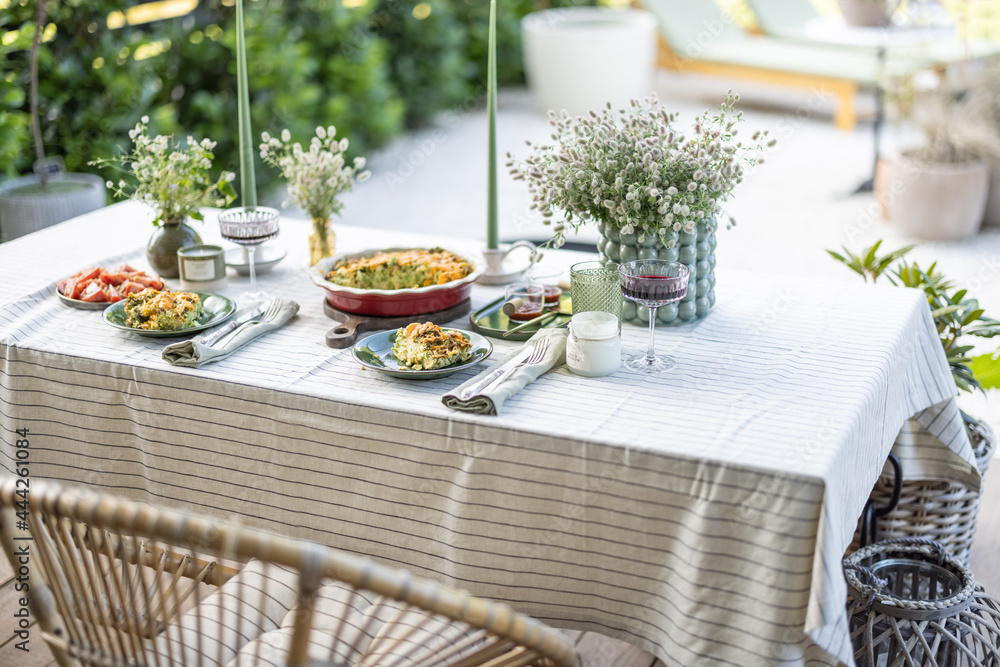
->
[[0, 203, 979, 666]]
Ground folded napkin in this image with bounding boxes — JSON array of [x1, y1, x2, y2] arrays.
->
[[162, 300, 300, 367], [443, 328, 567, 415]]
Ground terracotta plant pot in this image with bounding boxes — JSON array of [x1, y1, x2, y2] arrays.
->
[[836, 0, 890, 27], [888, 155, 988, 241]]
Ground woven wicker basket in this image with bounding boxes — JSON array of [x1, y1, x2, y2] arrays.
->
[[851, 420, 995, 563], [844, 539, 1000, 666]]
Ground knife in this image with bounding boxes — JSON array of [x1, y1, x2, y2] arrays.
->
[[200, 304, 266, 347], [459, 345, 535, 400]]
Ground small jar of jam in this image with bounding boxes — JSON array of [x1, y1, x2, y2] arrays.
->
[[503, 283, 545, 321]]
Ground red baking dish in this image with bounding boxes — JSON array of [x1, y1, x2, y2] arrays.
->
[[310, 247, 485, 317]]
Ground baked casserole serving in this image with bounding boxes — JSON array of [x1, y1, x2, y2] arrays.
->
[[392, 322, 472, 370], [123, 288, 203, 331], [325, 248, 473, 290]]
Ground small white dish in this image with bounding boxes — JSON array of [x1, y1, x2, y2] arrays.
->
[[225, 246, 287, 275]]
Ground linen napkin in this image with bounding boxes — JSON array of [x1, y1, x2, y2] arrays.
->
[[162, 300, 300, 367], [443, 328, 567, 415]]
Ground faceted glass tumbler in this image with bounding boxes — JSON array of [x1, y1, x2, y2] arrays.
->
[[570, 261, 623, 325]]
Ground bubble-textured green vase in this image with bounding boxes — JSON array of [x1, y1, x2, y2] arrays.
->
[[597, 217, 717, 326]]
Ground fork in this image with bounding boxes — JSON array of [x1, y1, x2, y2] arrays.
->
[[459, 338, 549, 400], [202, 298, 282, 347]]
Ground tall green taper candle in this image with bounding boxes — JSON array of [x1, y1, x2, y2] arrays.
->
[[486, 0, 498, 250], [236, 0, 257, 208]]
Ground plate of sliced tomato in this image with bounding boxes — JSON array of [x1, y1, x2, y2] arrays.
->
[[56, 265, 165, 310]]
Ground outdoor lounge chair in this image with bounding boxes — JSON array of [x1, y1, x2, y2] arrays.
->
[[640, 0, 993, 130], [0, 477, 579, 667]]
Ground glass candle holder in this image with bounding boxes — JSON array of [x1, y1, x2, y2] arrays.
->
[[177, 244, 227, 291], [570, 261, 623, 325]]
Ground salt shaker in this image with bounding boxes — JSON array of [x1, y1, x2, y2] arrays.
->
[[566, 311, 621, 377]]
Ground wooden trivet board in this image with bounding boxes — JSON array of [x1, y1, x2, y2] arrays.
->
[[322, 298, 472, 349]]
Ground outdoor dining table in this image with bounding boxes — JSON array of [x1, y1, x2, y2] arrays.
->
[[0, 202, 981, 667]]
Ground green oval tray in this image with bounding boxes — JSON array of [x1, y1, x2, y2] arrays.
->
[[469, 293, 571, 341]]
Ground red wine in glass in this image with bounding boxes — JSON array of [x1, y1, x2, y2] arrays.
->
[[218, 207, 280, 306], [618, 261, 690, 373], [620, 275, 688, 306]]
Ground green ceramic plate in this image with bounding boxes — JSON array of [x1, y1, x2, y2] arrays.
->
[[352, 328, 493, 380], [102, 292, 236, 338]]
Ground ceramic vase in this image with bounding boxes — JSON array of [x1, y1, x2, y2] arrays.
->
[[597, 218, 717, 326], [310, 217, 336, 267], [147, 220, 202, 278]]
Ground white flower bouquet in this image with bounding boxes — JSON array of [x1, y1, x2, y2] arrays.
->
[[260, 125, 371, 265], [259, 125, 370, 222], [507, 92, 773, 248], [92, 117, 236, 226]]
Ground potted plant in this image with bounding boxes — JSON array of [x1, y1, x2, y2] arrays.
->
[[259, 125, 370, 266], [829, 240, 999, 561], [885, 82, 1000, 241], [836, 0, 892, 27], [91, 117, 236, 278], [0, 0, 105, 243], [506, 91, 772, 325]]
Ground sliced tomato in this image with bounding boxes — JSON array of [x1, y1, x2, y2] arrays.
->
[[74, 267, 101, 282], [58, 268, 101, 299], [134, 274, 164, 290], [69, 278, 95, 300], [79, 282, 108, 302], [60, 266, 162, 302], [120, 281, 145, 295], [100, 271, 130, 285]]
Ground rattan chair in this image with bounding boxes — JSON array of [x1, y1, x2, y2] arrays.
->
[[0, 477, 579, 667]]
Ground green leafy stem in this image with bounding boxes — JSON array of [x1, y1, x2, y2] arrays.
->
[[828, 240, 1000, 394]]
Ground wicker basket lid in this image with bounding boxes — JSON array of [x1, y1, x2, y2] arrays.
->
[[844, 538, 976, 621]]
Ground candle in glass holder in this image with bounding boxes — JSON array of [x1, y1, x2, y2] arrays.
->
[[178, 244, 227, 291]]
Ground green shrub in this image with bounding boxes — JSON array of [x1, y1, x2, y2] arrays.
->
[[0, 0, 159, 177], [374, 0, 469, 127], [153, 0, 404, 200], [0, 8, 29, 177], [0, 0, 598, 193], [449, 0, 597, 89], [450, 0, 535, 87]]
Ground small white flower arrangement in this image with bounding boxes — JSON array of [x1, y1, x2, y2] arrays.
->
[[259, 125, 370, 221], [506, 92, 774, 248], [91, 117, 236, 225]]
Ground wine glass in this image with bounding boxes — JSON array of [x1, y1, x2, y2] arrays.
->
[[618, 260, 689, 373], [218, 207, 280, 305]]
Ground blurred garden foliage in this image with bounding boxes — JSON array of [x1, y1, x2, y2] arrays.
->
[[1, 0, 593, 199]]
